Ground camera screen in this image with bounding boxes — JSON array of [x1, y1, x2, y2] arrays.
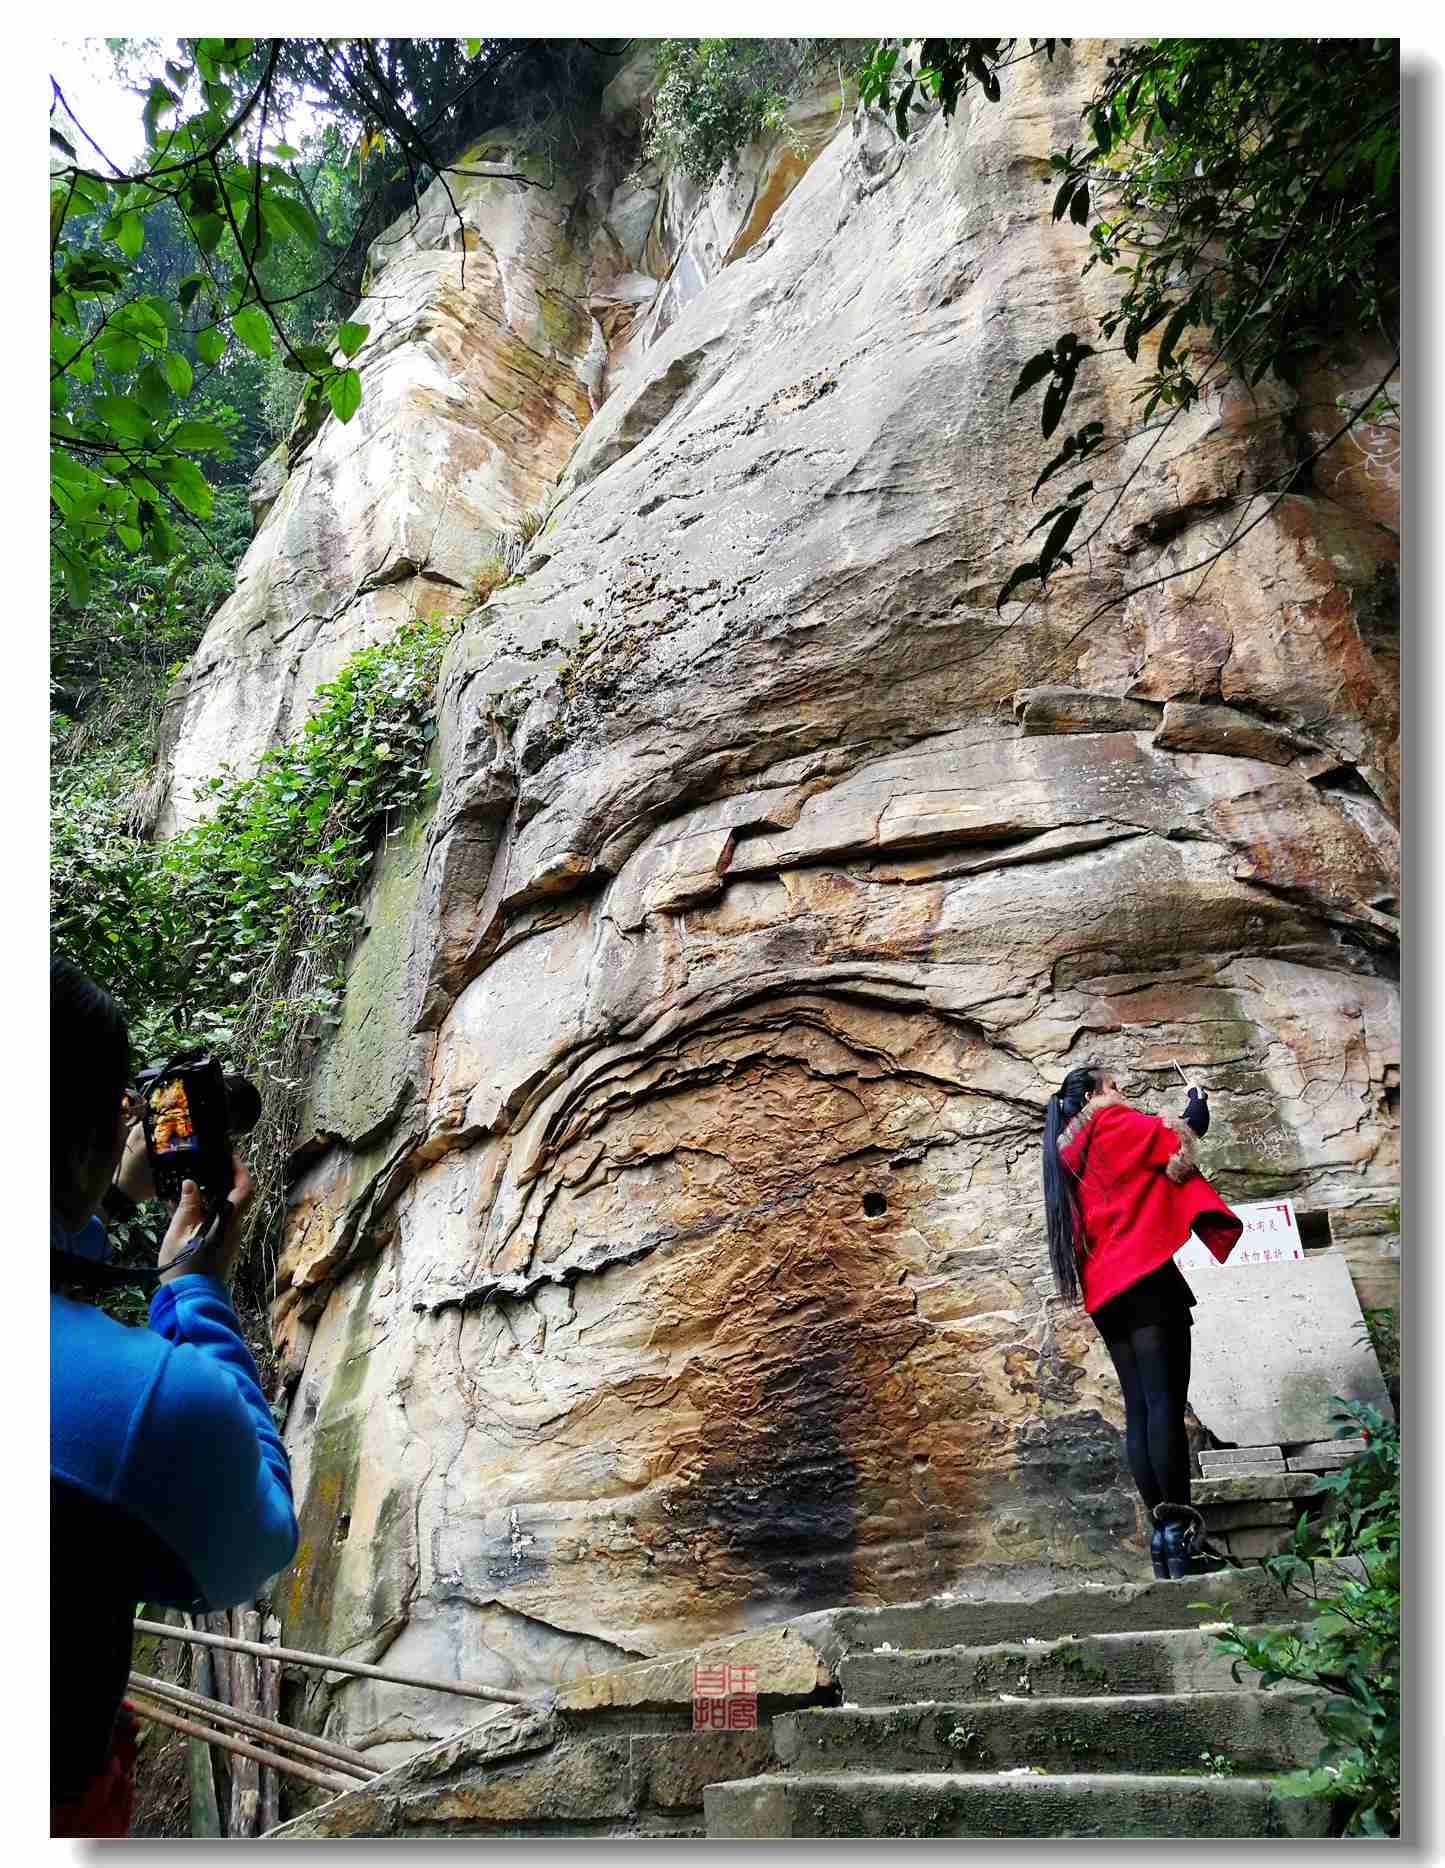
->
[[149, 1077, 199, 1156]]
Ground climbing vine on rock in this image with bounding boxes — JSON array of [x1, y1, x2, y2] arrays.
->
[[642, 39, 853, 188], [52, 611, 458, 1288]]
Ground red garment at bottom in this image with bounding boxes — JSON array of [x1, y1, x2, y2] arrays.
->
[[50, 1707, 138, 1838]]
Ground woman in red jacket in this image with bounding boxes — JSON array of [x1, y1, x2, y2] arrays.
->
[[1041, 1064, 1244, 1579]]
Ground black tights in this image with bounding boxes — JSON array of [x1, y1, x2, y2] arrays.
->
[[1104, 1319, 1193, 1513]]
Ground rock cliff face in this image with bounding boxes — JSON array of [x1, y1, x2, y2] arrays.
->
[[159, 47, 1399, 1763]]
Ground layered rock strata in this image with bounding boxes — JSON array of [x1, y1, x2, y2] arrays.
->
[[157, 45, 1399, 1767]]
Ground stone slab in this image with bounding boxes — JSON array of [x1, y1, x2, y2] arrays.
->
[[1014, 687, 1161, 736], [775, 1690, 1323, 1777], [629, 1730, 776, 1813], [1286, 1452, 1358, 1472], [704, 1772, 1331, 1840], [1192, 1474, 1324, 1505], [1187, 1253, 1395, 1446], [557, 1624, 828, 1712], [1290, 1436, 1368, 1460], [786, 1570, 1284, 1670], [1198, 1463, 1285, 1479], [1215, 1528, 1295, 1560], [1197, 1500, 1297, 1532], [838, 1625, 1301, 1708], [1198, 1447, 1284, 1470]]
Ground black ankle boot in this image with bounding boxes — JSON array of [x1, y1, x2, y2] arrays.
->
[[1149, 1523, 1169, 1579], [1153, 1503, 1229, 1579]]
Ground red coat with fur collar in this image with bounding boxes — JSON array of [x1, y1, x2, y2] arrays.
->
[[1057, 1092, 1243, 1313]]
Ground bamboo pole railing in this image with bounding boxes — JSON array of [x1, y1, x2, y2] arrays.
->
[[259, 1613, 281, 1833], [123, 1695, 356, 1797], [133, 1617, 537, 1706], [129, 1672, 378, 1779]]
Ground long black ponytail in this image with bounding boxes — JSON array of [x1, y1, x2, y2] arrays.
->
[[1041, 1064, 1104, 1306]]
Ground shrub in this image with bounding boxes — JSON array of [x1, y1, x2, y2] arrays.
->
[[642, 39, 845, 189], [471, 552, 509, 606], [1210, 1398, 1400, 1836], [52, 608, 460, 1300]]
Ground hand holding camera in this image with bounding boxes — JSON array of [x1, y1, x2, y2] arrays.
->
[[158, 1155, 254, 1285], [125, 1053, 262, 1286]]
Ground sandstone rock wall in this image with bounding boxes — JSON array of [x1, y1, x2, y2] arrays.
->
[[159, 46, 1399, 1768]]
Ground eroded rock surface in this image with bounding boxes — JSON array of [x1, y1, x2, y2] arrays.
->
[[159, 46, 1398, 1765]]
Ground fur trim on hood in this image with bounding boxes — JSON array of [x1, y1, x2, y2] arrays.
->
[[1058, 1091, 1198, 1184]]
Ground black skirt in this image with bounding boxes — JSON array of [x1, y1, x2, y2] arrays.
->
[[1091, 1257, 1197, 1343]]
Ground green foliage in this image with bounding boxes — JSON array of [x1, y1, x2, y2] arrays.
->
[[52, 38, 630, 597], [643, 39, 844, 189], [856, 37, 1400, 613], [1210, 1399, 1400, 1837], [50, 40, 367, 591], [856, 38, 1061, 137], [470, 552, 509, 606], [54, 611, 455, 1060]]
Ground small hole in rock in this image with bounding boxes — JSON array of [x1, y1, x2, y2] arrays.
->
[[334, 1513, 351, 1546], [863, 1191, 888, 1218]]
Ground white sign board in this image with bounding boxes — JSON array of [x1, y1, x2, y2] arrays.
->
[[1175, 1198, 1304, 1271]]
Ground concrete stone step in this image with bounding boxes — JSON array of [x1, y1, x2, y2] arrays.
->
[[705, 1771, 1330, 1839], [776, 1689, 1322, 1777], [838, 1624, 1297, 1705], [789, 1567, 1286, 1666]]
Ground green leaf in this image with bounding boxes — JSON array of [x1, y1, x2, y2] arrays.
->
[[231, 305, 273, 359], [169, 419, 231, 452], [99, 333, 142, 374], [327, 368, 362, 423], [116, 211, 144, 258], [92, 394, 151, 442], [466, 37, 482, 56], [335, 321, 370, 359], [195, 328, 226, 365], [269, 141, 300, 160], [193, 215, 227, 258], [1052, 179, 1076, 223], [58, 549, 92, 608], [1070, 181, 1090, 226], [282, 342, 336, 374], [142, 79, 180, 145], [158, 455, 214, 519], [265, 193, 319, 246], [135, 361, 171, 421], [162, 351, 194, 396]]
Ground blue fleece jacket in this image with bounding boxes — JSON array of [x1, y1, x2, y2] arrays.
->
[[50, 1218, 298, 1609]]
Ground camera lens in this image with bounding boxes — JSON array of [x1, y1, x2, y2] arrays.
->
[[223, 1075, 263, 1137]]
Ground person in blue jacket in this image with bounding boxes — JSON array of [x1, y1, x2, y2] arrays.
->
[[50, 959, 299, 1833]]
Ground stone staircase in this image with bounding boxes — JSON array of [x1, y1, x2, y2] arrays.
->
[[268, 1570, 1331, 1841], [708, 1570, 1328, 1839]]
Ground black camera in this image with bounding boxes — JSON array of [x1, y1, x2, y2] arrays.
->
[[137, 1053, 262, 1206]]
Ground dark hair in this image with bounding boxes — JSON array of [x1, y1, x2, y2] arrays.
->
[[1041, 1064, 1104, 1306], [51, 958, 130, 1197]]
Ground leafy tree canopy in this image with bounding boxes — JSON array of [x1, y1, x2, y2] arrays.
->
[[49, 37, 623, 603]]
